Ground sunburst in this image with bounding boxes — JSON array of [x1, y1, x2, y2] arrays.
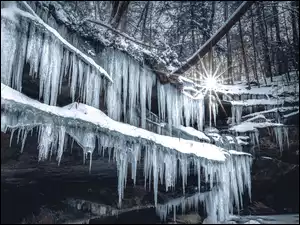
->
[[192, 58, 233, 128]]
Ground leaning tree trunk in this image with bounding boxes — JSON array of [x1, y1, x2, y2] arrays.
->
[[172, 1, 255, 75], [238, 19, 251, 89]]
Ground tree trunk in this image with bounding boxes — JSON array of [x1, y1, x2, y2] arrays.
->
[[190, 2, 196, 53], [238, 19, 251, 89], [110, 1, 130, 29], [291, 1, 299, 71], [270, 26, 276, 75], [141, 1, 150, 41], [272, 2, 284, 75], [172, 1, 255, 75], [250, 6, 260, 87], [133, 2, 147, 36], [256, 2, 273, 81], [209, 2, 216, 33], [224, 1, 233, 84]]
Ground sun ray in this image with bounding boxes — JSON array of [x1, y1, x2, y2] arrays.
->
[[213, 90, 228, 117]]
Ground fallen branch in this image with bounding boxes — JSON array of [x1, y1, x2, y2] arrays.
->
[[86, 18, 160, 50]]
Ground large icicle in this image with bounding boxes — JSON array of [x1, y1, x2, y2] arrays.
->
[[128, 57, 140, 126], [140, 67, 147, 128]]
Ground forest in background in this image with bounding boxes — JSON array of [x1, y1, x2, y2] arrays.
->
[[57, 1, 299, 86]]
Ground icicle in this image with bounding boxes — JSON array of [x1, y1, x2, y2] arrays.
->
[[70, 53, 78, 102], [1, 14, 18, 87], [77, 60, 84, 97], [183, 95, 192, 127], [38, 125, 54, 161], [105, 49, 123, 120], [180, 155, 188, 195], [16, 128, 22, 145], [128, 57, 140, 125], [39, 34, 51, 103], [57, 126, 66, 166], [273, 126, 284, 153], [11, 20, 28, 92], [153, 145, 158, 206], [122, 53, 129, 122], [89, 151, 93, 174], [9, 129, 16, 147], [139, 67, 147, 128], [116, 147, 129, 208], [157, 82, 166, 124], [130, 143, 140, 185], [146, 70, 156, 113], [283, 127, 289, 149], [20, 129, 28, 153]]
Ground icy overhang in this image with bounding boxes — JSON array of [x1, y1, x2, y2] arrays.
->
[[228, 99, 284, 106], [1, 4, 112, 82], [229, 121, 284, 133], [1, 83, 227, 162]]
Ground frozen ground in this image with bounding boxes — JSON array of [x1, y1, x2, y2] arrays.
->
[[225, 214, 299, 224]]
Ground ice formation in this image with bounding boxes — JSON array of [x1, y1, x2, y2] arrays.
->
[[1, 5, 112, 107], [273, 126, 289, 153], [1, 3, 211, 139], [156, 153, 252, 223], [1, 83, 254, 222], [157, 83, 205, 134], [231, 105, 244, 125], [1, 3, 257, 223]]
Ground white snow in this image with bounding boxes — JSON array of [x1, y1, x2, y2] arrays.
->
[[283, 110, 299, 118], [230, 121, 283, 133], [178, 125, 211, 142], [242, 106, 298, 119], [229, 99, 283, 106], [261, 156, 272, 160], [228, 150, 251, 156], [236, 136, 249, 145], [245, 114, 268, 122]]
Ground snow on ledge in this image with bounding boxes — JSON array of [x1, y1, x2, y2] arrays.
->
[[242, 106, 299, 119], [228, 150, 252, 157], [1, 83, 227, 162], [178, 125, 211, 142], [228, 99, 283, 106], [229, 121, 283, 133]]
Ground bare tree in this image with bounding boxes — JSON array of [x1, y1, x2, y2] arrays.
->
[[250, 6, 260, 87], [256, 2, 273, 81], [224, 1, 233, 84], [272, 1, 284, 75], [238, 19, 250, 89], [110, 1, 130, 29]]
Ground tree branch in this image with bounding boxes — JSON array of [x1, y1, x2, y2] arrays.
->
[[86, 19, 160, 49]]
